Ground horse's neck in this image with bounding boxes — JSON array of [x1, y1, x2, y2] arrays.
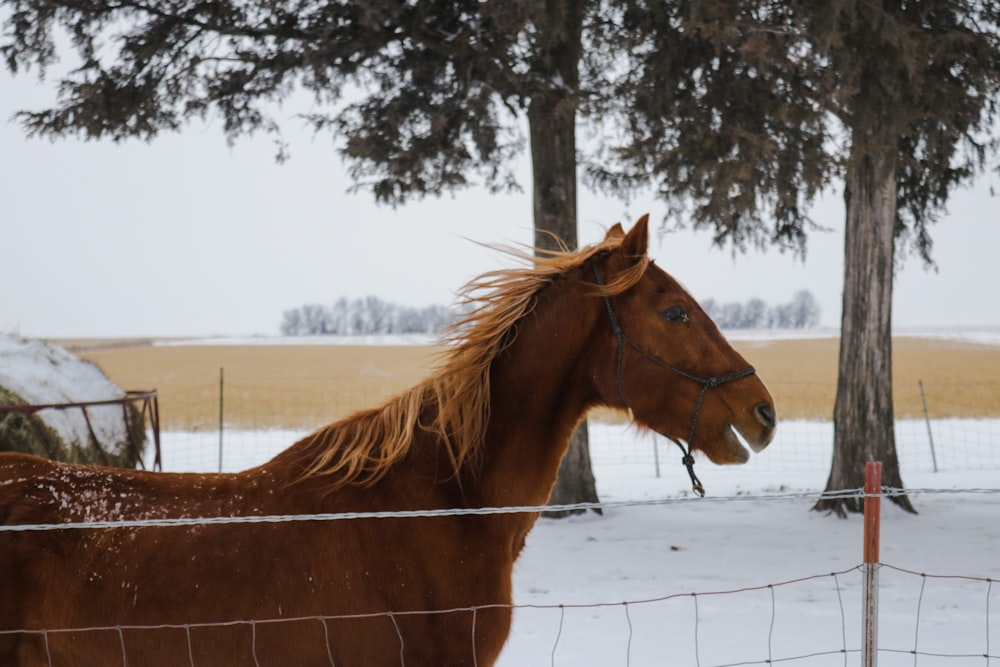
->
[[471, 283, 600, 511]]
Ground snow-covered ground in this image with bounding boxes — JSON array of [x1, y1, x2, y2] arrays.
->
[[156, 422, 1000, 666]]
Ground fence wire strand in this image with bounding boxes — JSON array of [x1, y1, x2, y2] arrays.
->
[[251, 620, 261, 667], [319, 617, 336, 667], [988, 578, 994, 666], [388, 612, 404, 667], [767, 585, 775, 665], [550, 605, 564, 667], [623, 602, 632, 667], [913, 573, 927, 666], [117, 625, 128, 667], [184, 624, 195, 667], [471, 607, 479, 667], [8, 486, 1000, 534], [834, 571, 848, 667], [692, 593, 701, 667]]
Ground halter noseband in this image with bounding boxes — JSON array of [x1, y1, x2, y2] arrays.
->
[[591, 262, 756, 497]]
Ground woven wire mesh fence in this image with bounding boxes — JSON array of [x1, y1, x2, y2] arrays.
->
[[2, 489, 998, 666], [145, 376, 1000, 475]]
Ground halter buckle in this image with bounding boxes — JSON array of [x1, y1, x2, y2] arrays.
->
[[680, 449, 705, 497]]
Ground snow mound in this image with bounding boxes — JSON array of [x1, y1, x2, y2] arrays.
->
[[0, 334, 130, 453]]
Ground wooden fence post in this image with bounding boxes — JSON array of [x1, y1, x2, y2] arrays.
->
[[218, 367, 225, 473], [863, 461, 883, 667]]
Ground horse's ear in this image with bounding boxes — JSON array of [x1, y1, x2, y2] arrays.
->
[[619, 214, 650, 257], [604, 223, 626, 241]]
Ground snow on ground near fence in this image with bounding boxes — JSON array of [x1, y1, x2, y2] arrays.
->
[[155, 421, 1000, 666]]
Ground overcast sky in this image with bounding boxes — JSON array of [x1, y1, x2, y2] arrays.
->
[[2, 68, 998, 339]]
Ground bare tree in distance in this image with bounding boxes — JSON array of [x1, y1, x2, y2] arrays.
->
[[281, 298, 452, 336]]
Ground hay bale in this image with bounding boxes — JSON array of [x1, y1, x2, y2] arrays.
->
[[0, 334, 146, 467], [0, 384, 69, 459]]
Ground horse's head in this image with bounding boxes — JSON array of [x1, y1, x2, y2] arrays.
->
[[588, 215, 776, 470]]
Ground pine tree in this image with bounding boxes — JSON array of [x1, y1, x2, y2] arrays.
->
[[800, 1, 1000, 515], [5, 1, 998, 516], [1, 0, 603, 510], [590, 0, 1000, 515]]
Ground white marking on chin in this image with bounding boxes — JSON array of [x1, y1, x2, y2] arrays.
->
[[733, 422, 771, 453], [724, 424, 752, 463]]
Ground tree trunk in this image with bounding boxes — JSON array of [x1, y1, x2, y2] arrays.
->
[[526, 0, 599, 518], [545, 425, 601, 517], [813, 135, 915, 516]]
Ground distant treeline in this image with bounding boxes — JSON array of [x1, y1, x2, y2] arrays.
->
[[281, 290, 820, 336], [702, 290, 821, 329], [280, 297, 454, 336]]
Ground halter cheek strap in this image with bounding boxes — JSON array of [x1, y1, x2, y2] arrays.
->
[[591, 263, 756, 497]]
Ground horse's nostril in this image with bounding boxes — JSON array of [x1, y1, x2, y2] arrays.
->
[[755, 402, 776, 429]]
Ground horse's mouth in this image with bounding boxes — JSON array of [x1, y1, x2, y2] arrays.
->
[[719, 422, 773, 464]]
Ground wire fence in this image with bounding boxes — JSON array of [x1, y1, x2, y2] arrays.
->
[[154, 376, 1000, 429], [3, 565, 994, 666], [2, 488, 998, 666], [0, 568, 869, 667], [145, 417, 1000, 476], [135, 375, 1000, 475]]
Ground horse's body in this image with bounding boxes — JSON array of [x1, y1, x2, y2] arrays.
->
[[0, 217, 776, 666]]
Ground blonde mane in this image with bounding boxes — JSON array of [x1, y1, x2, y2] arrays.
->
[[292, 232, 649, 490]]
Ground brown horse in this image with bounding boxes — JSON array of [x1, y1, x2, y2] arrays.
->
[[0, 216, 775, 666]]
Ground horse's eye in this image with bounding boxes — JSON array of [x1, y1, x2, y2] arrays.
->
[[661, 305, 688, 323]]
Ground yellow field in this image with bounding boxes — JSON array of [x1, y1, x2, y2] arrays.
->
[[73, 336, 1000, 432]]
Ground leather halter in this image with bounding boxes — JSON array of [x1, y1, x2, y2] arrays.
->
[[591, 262, 756, 497]]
